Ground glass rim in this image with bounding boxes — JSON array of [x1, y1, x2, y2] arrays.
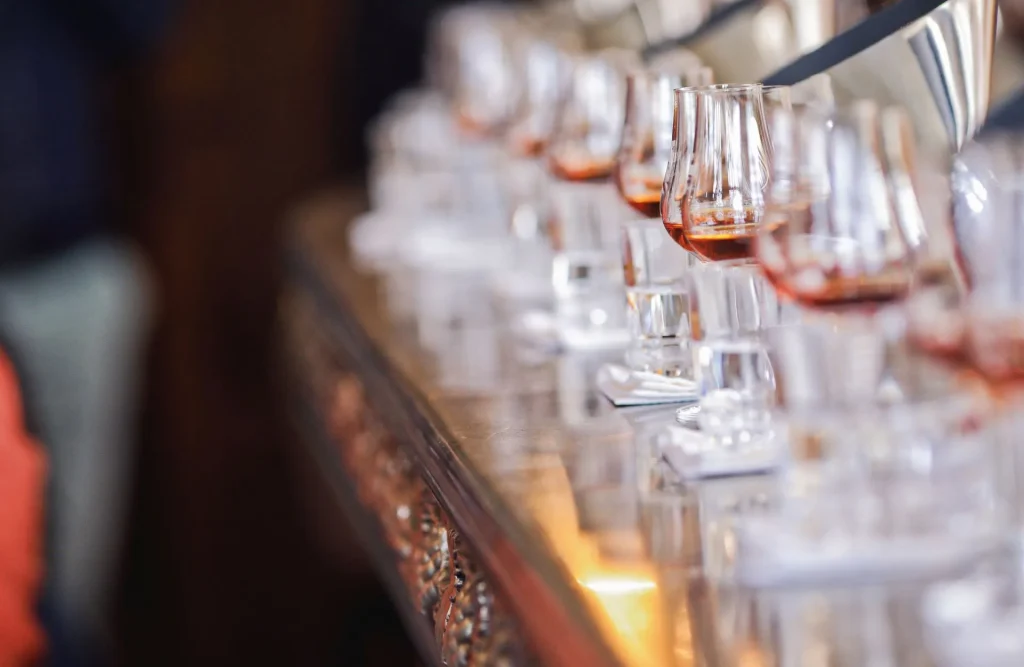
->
[[673, 82, 760, 94], [672, 83, 791, 101]]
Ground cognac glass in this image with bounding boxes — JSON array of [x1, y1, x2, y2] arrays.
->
[[438, 6, 520, 138], [671, 84, 792, 262], [954, 134, 1024, 384], [757, 102, 919, 311], [548, 49, 639, 182], [615, 58, 713, 219], [505, 33, 577, 158]]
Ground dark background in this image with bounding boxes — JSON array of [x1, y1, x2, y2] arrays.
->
[[109, 0, 469, 663]]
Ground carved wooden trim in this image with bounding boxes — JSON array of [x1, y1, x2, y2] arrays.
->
[[285, 293, 534, 665]]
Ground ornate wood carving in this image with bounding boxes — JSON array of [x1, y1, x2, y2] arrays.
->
[[287, 293, 532, 665]]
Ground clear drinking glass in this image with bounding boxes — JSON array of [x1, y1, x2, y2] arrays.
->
[[673, 84, 792, 263], [549, 181, 630, 347], [505, 32, 577, 158], [432, 5, 520, 138], [954, 133, 1024, 383], [622, 219, 699, 377], [615, 60, 713, 219], [734, 389, 1004, 586], [757, 102, 919, 310], [686, 261, 786, 446], [548, 49, 639, 182]]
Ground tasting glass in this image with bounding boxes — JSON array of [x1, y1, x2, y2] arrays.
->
[[954, 134, 1024, 383], [505, 33, 576, 158], [548, 49, 639, 182], [545, 49, 637, 345], [757, 102, 919, 312], [621, 219, 699, 377], [672, 84, 792, 263], [949, 135, 1024, 533], [615, 59, 713, 219], [433, 5, 520, 137]]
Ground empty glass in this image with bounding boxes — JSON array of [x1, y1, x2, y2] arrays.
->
[[732, 320, 1006, 586], [549, 181, 631, 348], [681, 261, 790, 464], [622, 219, 698, 377], [431, 5, 520, 137]]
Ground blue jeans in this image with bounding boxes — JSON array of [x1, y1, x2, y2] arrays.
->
[[0, 238, 152, 662]]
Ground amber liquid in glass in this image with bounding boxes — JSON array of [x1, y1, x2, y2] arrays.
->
[[967, 316, 1024, 385], [661, 191, 694, 252], [513, 135, 547, 158], [684, 207, 762, 262], [775, 272, 910, 308], [615, 163, 664, 218], [549, 155, 614, 182], [758, 203, 911, 307], [625, 191, 661, 218]]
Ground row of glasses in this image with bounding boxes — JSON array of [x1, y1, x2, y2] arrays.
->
[[388, 9, 1024, 661], [737, 101, 1014, 583], [908, 134, 1024, 664]]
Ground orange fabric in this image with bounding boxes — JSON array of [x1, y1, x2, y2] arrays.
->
[[0, 350, 46, 667]]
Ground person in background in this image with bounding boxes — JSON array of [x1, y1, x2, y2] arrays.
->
[[0, 1, 175, 663], [0, 347, 47, 667]]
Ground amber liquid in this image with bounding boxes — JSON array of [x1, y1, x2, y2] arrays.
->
[[757, 203, 911, 308], [662, 221, 694, 253], [765, 269, 911, 308], [967, 316, 1024, 385], [615, 163, 664, 218], [549, 155, 614, 182], [512, 135, 547, 158], [625, 191, 661, 218], [680, 205, 763, 262]]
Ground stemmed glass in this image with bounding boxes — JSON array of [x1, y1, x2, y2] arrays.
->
[[615, 59, 713, 219], [548, 49, 639, 182], [545, 49, 639, 347], [666, 84, 793, 263], [756, 102, 919, 310], [660, 84, 793, 432], [506, 32, 577, 159], [719, 105, 1013, 586], [433, 5, 520, 138]]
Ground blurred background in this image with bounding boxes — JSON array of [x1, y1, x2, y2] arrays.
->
[[0, 0, 496, 665], [12, 0, 1021, 665]]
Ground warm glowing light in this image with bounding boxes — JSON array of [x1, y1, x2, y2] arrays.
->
[[580, 577, 658, 595]]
